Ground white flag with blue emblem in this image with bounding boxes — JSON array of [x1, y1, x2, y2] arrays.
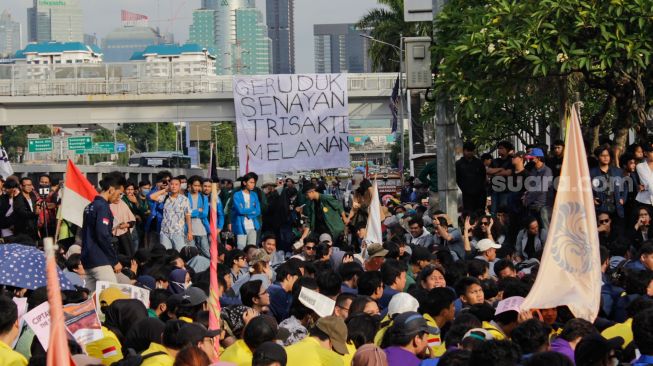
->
[[521, 105, 601, 322]]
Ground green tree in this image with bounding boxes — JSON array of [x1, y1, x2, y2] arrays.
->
[[121, 123, 177, 152], [1, 126, 52, 162], [433, 0, 653, 151], [214, 123, 237, 168], [357, 0, 432, 72]]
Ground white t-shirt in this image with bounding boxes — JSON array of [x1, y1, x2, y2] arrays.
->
[[243, 191, 255, 230]]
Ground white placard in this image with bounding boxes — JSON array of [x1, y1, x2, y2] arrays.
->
[[95, 281, 150, 309], [23, 302, 51, 351], [298, 287, 335, 318], [233, 74, 350, 175]]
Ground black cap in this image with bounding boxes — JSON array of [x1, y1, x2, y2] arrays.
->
[[390, 311, 439, 336], [252, 341, 287, 365], [575, 334, 623, 366], [177, 323, 221, 345], [179, 287, 208, 307], [643, 143, 653, 152]]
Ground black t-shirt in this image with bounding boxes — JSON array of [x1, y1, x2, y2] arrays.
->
[[491, 157, 513, 193], [314, 199, 329, 235]]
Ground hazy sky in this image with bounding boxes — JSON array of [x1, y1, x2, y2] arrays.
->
[[3, 0, 381, 72]]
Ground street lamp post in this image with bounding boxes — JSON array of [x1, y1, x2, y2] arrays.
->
[[360, 34, 405, 181]]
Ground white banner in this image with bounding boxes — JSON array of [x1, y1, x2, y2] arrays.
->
[[233, 74, 350, 175]]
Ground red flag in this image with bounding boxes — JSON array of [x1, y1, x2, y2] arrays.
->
[[61, 159, 97, 228], [121, 9, 148, 21], [208, 184, 221, 360], [45, 238, 76, 366]]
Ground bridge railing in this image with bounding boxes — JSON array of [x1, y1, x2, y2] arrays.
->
[[0, 62, 397, 97]]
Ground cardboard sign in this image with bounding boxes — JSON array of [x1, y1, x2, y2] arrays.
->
[[23, 302, 51, 350], [95, 281, 150, 308], [233, 74, 350, 175], [63, 299, 103, 346], [298, 287, 335, 318]]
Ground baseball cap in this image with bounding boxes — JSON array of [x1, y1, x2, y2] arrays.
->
[[319, 233, 333, 244], [179, 287, 208, 307], [99, 287, 129, 307], [526, 148, 545, 158], [476, 238, 501, 252], [315, 316, 349, 355], [253, 341, 287, 365], [367, 243, 388, 258], [463, 328, 494, 341], [178, 323, 221, 345], [575, 334, 624, 366], [387, 293, 420, 317], [249, 248, 272, 266], [391, 311, 439, 336]]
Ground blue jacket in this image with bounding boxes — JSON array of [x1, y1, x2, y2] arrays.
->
[[81, 196, 118, 269], [590, 166, 625, 218], [145, 187, 165, 233], [230, 190, 261, 235], [211, 193, 225, 231], [187, 192, 210, 233]]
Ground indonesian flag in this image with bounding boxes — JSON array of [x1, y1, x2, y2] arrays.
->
[[521, 105, 602, 321], [121, 10, 148, 21], [61, 160, 97, 228], [45, 238, 76, 366], [364, 179, 383, 245]]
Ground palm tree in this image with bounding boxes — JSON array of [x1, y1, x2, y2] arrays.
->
[[357, 0, 432, 72]]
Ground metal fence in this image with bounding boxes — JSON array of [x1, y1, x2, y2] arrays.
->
[[0, 62, 397, 97]]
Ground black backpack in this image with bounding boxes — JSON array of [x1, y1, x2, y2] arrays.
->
[[110, 349, 166, 366]]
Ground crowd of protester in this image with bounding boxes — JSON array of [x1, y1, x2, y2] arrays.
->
[[1, 136, 653, 365]]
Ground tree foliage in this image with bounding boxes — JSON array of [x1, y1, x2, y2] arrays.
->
[[433, 0, 653, 150], [357, 0, 432, 72]]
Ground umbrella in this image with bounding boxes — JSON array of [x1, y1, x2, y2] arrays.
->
[[0, 244, 75, 290]]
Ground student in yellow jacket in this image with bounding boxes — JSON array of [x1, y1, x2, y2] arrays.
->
[[286, 316, 349, 366]]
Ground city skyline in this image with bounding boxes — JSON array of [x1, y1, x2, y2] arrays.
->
[[3, 0, 380, 73]]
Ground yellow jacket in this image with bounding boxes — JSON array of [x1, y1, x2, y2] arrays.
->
[[0, 340, 27, 366], [221, 339, 253, 366], [140, 342, 175, 366], [285, 337, 345, 366], [601, 318, 633, 349], [84, 326, 123, 366]]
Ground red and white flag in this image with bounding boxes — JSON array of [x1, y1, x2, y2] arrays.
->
[[121, 10, 148, 21], [60, 160, 97, 228], [521, 105, 602, 321], [45, 238, 76, 366]]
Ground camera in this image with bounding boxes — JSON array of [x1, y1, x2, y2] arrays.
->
[[38, 185, 51, 199]]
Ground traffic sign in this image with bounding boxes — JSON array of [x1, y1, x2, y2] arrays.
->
[[67, 136, 92, 151], [116, 143, 127, 153], [85, 142, 115, 155], [27, 138, 53, 153]]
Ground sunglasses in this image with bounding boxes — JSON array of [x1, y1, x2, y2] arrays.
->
[[480, 221, 490, 226], [305, 246, 315, 251]]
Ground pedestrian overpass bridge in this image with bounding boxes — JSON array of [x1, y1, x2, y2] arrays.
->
[[0, 63, 397, 125]]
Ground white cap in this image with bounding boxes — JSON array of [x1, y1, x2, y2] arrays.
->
[[476, 238, 501, 252], [387, 293, 419, 317], [319, 233, 333, 243]]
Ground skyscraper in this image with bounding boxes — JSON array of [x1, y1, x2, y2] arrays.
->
[[188, 0, 271, 75], [266, 0, 294, 74], [27, 0, 83, 43], [314, 23, 372, 73], [235, 8, 271, 75], [0, 10, 21, 58]]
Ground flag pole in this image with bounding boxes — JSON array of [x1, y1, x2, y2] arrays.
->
[[208, 182, 221, 361]]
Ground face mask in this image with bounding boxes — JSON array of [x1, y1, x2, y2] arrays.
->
[[141, 189, 150, 196], [397, 213, 404, 219], [180, 183, 188, 190]]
